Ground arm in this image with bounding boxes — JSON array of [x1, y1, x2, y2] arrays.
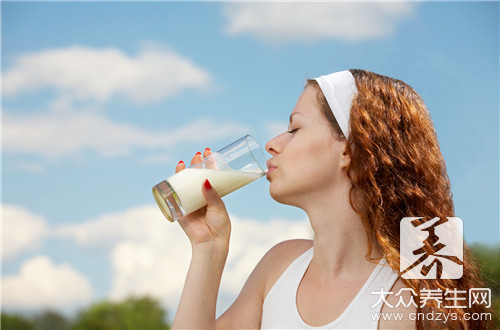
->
[[173, 239, 229, 329], [172, 150, 231, 329]]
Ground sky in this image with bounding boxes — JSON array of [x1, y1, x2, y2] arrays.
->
[[1, 0, 499, 320]]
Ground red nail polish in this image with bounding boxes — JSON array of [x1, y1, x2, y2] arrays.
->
[[204, 179, 212, 190], [205, 147, 211, 152], [195, 152, 202, 156], [178, 160, 184, 164]]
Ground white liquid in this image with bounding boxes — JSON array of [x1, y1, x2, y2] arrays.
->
[[167, 168, 263, 216]]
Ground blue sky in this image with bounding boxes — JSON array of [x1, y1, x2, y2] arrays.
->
[[2, 1, 499, 318]]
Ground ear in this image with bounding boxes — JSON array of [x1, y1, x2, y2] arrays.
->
[[340, 144, 350, 169]]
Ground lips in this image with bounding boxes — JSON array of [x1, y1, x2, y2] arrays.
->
[[266, 160, 277, 178]]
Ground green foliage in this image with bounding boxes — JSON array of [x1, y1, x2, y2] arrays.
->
[[71, 296, 170, 330], [470, 244, 500, 296], [1, 310, 70, 330], [1, 313, 34, 330], [470, 244, 500, 328], [32, 310, 70, 330], [1, 296, 170, 330]]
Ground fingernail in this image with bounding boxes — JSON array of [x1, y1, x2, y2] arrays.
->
[[204, 179, 212, 190], [205, 147, 211, 152], [195, 152, 202, 156], [178, 160, 184, 165]]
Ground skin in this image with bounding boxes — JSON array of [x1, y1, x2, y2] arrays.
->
[[172, 86, 416, 329]]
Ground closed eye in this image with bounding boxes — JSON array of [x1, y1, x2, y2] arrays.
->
[[287, 128, 299, 134]]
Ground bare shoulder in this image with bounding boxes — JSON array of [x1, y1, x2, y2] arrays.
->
[[259, 239, 313, 297], [378, 277, 417, 329], [263, 238, 313, 261], [216, 239, 312, 328]]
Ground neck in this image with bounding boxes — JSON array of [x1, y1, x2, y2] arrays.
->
[[301, 181, 383, 277]]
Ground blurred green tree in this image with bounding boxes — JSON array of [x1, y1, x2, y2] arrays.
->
[[32, 310, 70, 330], [470, 244, 500, 328], [71, 296, 170, 330], [470, 244, 500, 296], [1, 313, 34, 330]]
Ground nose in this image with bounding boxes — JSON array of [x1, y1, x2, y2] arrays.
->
[[265, 133, 285, 156]]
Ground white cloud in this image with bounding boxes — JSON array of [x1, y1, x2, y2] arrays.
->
[[55, 205, 168, 251], [1, 203, 310, 316], [3, 45, 211, 104], [223, 3, 417, 44], [2, 255, 93, 310], [1, 44, 247, 165], [2, 205, 49, 261], [56, 204, 311, 318], [3, 111, 248, 160]]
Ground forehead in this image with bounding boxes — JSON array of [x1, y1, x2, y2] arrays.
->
[[290, 85, 321, 121]]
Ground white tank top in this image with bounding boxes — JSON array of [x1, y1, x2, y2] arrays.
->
[[261, 248, 399, 329]]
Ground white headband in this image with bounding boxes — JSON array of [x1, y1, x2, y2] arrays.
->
[[314, 70, 357, 138]]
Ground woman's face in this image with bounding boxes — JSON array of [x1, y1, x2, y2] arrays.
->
[[265, 85, 349, 208]]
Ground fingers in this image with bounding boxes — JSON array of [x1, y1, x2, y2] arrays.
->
[[190, 152, 203, 167], [175, 160, 185, 173], [204, 148, 217, 169], [202, 179, 227, 211], [177, 148, 213, 172]]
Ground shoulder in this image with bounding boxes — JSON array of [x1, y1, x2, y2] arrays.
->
[[230, 239, 312, 301], [258, 239, 313, 297], [264, 238, 313, 259], [215, 239, 312, 328]]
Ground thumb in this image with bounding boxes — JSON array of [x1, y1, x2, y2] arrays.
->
[[202, 179, 226, 211]]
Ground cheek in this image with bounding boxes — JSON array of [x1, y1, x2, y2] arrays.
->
[[299, 138, 343, 186], [301, 136, 337, 169], [275, 140, 335, 189]]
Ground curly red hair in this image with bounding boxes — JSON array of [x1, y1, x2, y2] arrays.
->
[[308, 69, 492, 329]]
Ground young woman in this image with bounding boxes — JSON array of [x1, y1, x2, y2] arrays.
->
[[172, 69, 490, 329]]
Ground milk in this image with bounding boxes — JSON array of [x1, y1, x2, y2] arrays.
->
[[158, 168, 263, 219]]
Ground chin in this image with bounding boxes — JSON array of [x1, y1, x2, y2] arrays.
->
[[269, 184, 285, 203], [269, 185, 300, 207]]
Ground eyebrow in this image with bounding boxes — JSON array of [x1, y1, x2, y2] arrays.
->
[[289, 112, 302, 124]]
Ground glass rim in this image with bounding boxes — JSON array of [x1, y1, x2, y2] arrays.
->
[[243, 135, 268, 174]]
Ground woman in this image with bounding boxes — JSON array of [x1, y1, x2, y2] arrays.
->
[[172, 69, 490, 329]]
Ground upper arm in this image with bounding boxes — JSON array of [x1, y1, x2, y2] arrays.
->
[[216, 239, 312, 329]]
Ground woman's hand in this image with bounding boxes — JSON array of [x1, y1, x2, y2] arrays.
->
[[172, 148, 231, 329], [175, 148, 231, 252]]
